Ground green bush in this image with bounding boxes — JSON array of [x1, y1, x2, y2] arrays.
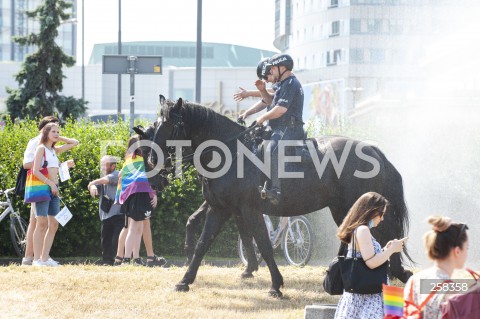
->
[[0, 119, 225, 258]]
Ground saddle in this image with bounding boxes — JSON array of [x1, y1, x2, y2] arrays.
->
[[249, 126, 318, 165]]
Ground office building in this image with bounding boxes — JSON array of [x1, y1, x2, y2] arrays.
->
[[0, 0, 77, 61]]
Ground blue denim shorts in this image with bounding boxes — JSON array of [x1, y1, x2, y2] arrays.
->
[[35, 195, 60, 217]]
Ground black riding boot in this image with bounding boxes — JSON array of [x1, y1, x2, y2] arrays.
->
[[259, 153, 281, 205]]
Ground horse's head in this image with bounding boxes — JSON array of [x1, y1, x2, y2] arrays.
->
[[152, 97, 191, 168], [133, 123, 159, 164], [132, 122, 172, 191]]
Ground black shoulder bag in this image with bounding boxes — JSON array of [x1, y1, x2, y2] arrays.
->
[[323, 242, 347, 295], [100, 185, 114, 213], [14, 166, 28, 198], [340, 230, 388, 294]]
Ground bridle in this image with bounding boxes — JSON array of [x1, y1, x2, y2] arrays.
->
[[157, 108, 260, 172]]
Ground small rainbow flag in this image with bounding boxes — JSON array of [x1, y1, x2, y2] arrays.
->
[[383, 284, 404, 318]]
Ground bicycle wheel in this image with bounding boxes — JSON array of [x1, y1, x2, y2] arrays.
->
[[10, 213, 28, 257], [283, 216, 314, 266], [237, 235, 262, 266]]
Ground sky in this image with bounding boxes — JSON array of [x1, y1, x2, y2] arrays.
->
[[78, 0, 277, 65]]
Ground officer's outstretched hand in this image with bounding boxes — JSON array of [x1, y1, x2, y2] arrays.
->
[[233, 87, 248, 101], [254, 80, 266, 92]]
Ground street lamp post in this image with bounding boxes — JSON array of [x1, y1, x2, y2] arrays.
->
[[81, 0, 84, 101], [195, 0, 202, 103], [117, 0, 122, 118], [346, 86, 364, 109]]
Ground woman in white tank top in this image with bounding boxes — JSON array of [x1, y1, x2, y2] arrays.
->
[[32, 122, 78, 267]]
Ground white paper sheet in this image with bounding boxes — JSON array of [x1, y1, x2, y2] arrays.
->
[[55, 206, 73, 227], [59, 161, 71, 182]]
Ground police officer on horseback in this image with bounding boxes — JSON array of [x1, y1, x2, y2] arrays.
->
[[255, 54, 305, 205]]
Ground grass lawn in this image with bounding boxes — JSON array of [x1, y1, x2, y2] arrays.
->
[[0, 264, 340, 319]]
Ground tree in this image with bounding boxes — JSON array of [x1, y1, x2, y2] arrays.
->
[[6, 0, 87, 121]]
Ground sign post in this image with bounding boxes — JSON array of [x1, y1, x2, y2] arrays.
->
[[102, 55, 163, 131]]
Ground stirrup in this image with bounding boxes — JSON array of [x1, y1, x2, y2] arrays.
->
[[264, 188, 281, 205], [258, 181, 268, 199]]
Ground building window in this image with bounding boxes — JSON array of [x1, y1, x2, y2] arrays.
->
[[180, 47, 188, 58], [327, 49, 342, 66], [330, 21, 340, 37], [370, 49, 385, 64], [189, 47, 196, 58], [389, 19, 403, 34], [329, 0, 339, 8], [334, 49, 342, 64], [155, 46, 164, 55], [204, 47, 214, 59], [350, 48, 364, 63], [367, 19, 383, 33], [350, 19, 361, 34]]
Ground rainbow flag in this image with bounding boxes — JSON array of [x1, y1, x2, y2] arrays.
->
[[115, 155, 154, 204], [383, 284, 404, 318]]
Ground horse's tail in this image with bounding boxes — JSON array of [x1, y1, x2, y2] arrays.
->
[[373, 146, 414, 265]]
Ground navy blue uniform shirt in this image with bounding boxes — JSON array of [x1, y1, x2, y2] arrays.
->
[[268, 75, 304, 128]]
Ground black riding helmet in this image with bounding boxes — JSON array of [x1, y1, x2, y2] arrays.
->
[[256, 57, 271, 80], [267, 54, 294, 81]]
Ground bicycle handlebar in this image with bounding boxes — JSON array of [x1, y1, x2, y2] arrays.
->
[[0, 188, 15, 197]]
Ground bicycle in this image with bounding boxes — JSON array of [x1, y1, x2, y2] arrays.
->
[[238, 214, 314, 266], [0, 188, 28, 257]]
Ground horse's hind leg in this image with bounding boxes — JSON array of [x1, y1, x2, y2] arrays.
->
[[175, 207, 229, 292], [234, 214, 259, 279], [246, 211, 284, 297]]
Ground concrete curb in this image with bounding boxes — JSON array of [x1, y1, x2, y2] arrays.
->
[[304, 304, 337, 319]]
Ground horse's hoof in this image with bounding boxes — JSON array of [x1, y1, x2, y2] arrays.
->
[[268, 289, 283, 298], [175, 284, 190, 292], [241, 272, 254, 279]]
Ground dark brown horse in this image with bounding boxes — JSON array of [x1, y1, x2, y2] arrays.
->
[[143, 98, 413, 297]]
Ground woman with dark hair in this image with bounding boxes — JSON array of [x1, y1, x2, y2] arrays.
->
[[335, 192, 405, 319], [115, 135, 158, 266], [404, 216, 469, 319]]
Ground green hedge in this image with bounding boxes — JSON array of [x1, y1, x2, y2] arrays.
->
[[0, 118, 371, 258], [0, 119, 242, 258]]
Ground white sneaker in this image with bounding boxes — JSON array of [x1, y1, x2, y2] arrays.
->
[[32, 259, 44, 267], [21, 257, 34, 266], [47, 257, 60, 266], [43, 258, 60, 267]]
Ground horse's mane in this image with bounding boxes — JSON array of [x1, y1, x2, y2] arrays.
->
[[161, 99, 245, 135]]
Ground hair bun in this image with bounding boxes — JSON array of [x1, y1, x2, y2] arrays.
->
[[428, 215, 452, 232]]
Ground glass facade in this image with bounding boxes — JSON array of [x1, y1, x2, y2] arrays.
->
[[0, 0, 76, 61]]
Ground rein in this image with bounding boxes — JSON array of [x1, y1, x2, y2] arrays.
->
[[175, 123, 259, 165], [162, 110, 259, 168]]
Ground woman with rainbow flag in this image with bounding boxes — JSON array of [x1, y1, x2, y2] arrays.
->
[[115, 136, 158, 265], [29, 122, 78, 266], [335, 192, 405, 319]]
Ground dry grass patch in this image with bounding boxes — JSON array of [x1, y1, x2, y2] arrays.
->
[[0, 264, 339, 319]]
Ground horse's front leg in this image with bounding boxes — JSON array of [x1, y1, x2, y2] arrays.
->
[[175, 207, 229, 292], [234, 214, 259, 279], [184, 201, 209, 267], [246, 211, 284, 297]]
